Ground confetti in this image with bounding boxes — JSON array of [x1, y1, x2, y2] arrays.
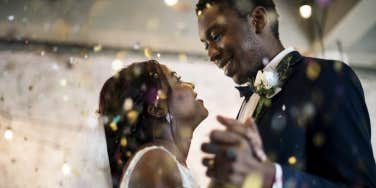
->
[[8, 15, 15, 21], [110, 122, 118, 131], [178, 53, 188, 63], [123, 98, 133, 111], [313, 133, 325, 147], [127, 110, 139, 125], [242, 172, 263, 188], [62, 163, 71, 175], [93, 44, 102, 52], [120, 137, 127, 147], [144, 48, 153, 59], [112, 59, 124, 72], [164, 0, 178, 6], [306, 61, 321, 80], [288, 156, 297, 165]]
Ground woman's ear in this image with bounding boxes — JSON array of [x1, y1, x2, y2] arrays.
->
[[249, 6, 267, 34], [147, 102, 168, 118]]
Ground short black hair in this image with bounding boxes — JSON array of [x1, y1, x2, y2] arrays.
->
[[196, 0, 279, 39]]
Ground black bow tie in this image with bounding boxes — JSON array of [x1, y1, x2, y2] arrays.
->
[[235, 86, 254, 101]]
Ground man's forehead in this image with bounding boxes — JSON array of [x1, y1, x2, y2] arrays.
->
[[198, 5, 225, 38]]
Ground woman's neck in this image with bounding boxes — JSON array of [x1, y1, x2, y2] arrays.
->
[[146, 139, 187, 166]]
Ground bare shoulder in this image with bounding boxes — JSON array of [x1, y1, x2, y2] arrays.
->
[[128, 148, 183, 187]]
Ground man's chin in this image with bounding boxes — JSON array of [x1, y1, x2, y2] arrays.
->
[[232, 74, 248, 85]]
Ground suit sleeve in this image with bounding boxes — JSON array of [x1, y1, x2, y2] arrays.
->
[[281, 64, 376, 188]]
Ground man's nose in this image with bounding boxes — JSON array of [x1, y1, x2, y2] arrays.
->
[[208, 45, 221, 62]]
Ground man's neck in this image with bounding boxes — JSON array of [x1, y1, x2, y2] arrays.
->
[[263, 40, 284, 68]]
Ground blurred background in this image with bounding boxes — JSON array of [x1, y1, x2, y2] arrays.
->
[[0, 0, 375, 187]]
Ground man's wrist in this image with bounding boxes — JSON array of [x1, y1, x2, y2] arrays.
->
[[261, 161, 276, 188]]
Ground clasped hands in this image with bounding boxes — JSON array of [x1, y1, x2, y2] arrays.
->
[[201, 116, 276, 188]]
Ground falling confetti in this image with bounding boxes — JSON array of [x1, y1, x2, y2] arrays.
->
[[144, 48, 153, 59], [178, 53, 188, 63], [93, 44, 102, 52], [306, 61, 321, 80], [242, 172, 263, 188], [313, 133, 325, 147], [112, 59, 124, 72], [164, 0, 178, 6], [123, 98, 133, 111], [288, 156, 297, 165], [334, 61, 343, 73], [62, 163, 71, 175], [120, 137, 127, 147], [8, 15, 15, 21], [110, 122, 118, 131], [133, 42, 141, 50], [127, 110, 139, 125], [282, 104, 286, 111]]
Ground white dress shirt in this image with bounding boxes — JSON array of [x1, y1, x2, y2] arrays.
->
[[237, 47, 295, 188]]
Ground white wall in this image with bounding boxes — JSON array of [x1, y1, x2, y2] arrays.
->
[[0, 49, 375, 187]]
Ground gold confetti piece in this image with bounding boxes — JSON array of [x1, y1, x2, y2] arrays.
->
[[93, 44, 102, 52], [334, 61, 343, 73], [120, 137, 127, 147], [288, 156, 297, 165], [126, 151, 132, 157], [110, 122, 118, 131], [127, 110, 139, 125], [157, 90, 167, 100], [313, 133, 325, 147], [242, 172, 263, 188], [197, 10, 202, 16], [306, 62, 321, 80], [178, 53, 188, 62], [205, 3, 211, 8], [144, 48, 153, 59]]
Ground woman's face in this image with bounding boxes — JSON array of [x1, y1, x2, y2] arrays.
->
[[159, 65, 208, 157]]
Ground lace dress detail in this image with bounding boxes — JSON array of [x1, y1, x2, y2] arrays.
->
[[119, 146, 199, 188]]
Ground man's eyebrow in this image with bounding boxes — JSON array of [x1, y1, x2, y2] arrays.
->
[[200, 23, 219, 42]]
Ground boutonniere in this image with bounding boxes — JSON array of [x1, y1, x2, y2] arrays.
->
[[252, 70, 281, 119]]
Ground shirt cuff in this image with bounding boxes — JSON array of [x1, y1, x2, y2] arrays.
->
[[272, 163, 283, 188]]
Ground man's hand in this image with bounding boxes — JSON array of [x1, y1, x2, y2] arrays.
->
[[201, 116, 275, 187]]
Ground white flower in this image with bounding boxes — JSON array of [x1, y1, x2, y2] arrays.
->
[[263, 71, 279, 89], [253, 70, 279, 90], [254, 71, 263, 89]]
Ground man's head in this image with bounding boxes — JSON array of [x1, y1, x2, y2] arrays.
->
[[196, 0, 281, 84]]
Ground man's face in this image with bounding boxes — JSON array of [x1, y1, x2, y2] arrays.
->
[[198, 4, 264, 84]]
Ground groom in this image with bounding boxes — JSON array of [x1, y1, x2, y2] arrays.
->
[[196, 0, 376, 187]]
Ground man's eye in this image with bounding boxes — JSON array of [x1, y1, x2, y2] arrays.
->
[[211, 32, 222, 42]]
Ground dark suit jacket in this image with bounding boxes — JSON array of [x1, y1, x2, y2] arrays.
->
[[239, 51, 376, 187]]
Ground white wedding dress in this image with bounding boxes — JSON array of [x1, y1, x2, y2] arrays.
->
[[119, 146, 200, 188]]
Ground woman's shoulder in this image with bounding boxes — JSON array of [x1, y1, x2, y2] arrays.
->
[[121, 146, 183, 188]]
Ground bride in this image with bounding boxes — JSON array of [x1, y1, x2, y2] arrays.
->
[[98, 60, 208, 188]]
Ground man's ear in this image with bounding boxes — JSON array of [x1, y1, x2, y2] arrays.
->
[[147, 103, 168, 118], [249, 6, 267, 34]]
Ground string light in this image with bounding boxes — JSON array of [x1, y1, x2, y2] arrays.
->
[[299, 5, 312, 19], [112, 59, 124, 72], [4, 129, 13, 140], [61, 163, 71, 175], [164, 0, 178, 6]]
